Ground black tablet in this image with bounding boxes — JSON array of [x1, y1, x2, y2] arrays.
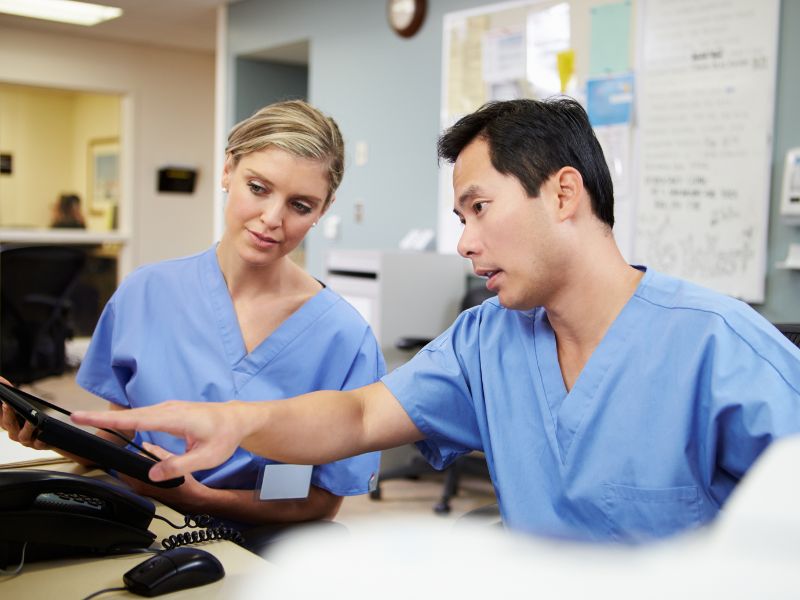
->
[[0, 382, 184, 489]]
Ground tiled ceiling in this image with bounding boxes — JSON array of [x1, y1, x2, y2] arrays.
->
[[0, 0, 235, 53]]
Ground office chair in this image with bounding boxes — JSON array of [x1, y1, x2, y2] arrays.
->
[[0, 246, 86, 384], [371, 285, 496, 514], [775, 323, 800, 348]]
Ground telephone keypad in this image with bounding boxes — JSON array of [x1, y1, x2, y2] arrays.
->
[[33, 491, 111, 516]]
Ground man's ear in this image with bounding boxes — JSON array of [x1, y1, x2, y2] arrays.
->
[[554, 167, 584, 221]]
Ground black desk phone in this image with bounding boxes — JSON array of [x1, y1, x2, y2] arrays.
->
[[0, 469, 245, 570], [0, 469, 156, 567]]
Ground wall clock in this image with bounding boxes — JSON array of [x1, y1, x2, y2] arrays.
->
[[388, 0, 426, 38]]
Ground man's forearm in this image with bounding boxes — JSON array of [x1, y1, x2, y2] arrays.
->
[[231, 388, 370, 465], [71, 382, 423, 482]]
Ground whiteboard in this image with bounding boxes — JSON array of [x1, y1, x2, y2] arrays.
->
[[439, 0, 780, 302], [633, 0, 779, 302]]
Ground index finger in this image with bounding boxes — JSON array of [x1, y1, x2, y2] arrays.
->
[[71, 403, 188, 437]]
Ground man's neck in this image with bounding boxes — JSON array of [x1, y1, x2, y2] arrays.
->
[[545, 244, 643, 390]]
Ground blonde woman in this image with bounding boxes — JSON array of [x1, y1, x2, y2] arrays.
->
[[3, 101, 383, 531]]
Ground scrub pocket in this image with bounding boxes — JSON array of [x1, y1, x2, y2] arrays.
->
[[601, 483, 702, 543]]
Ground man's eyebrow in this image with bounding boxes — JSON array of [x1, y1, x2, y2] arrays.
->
[[456, 185, 483, 210]]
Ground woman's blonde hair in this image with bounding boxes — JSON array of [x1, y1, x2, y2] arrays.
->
[[225, 100, 344, 209]]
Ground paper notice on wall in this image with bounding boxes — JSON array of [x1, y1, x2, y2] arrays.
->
[[526, 2, 570, 98], [482, 25, 526, 84], [446, 14, 490, 119], [589, 1, 632, 76]]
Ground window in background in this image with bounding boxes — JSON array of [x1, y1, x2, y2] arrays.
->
[[0, 82, 122, 232]]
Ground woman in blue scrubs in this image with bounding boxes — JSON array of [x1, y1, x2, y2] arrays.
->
[[3, 100, 383, 527], [73, 98, 800, 543]]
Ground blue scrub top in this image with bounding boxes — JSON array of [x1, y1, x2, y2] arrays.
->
[[382, 267, 800, 542], [78, 246, 384, 495]]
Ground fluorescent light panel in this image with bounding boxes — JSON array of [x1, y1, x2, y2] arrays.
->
[[0, 0, 122, 26]]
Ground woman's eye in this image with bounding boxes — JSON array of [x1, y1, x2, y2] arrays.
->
[[292, 201, 312, 215], [473, 201, 486, 214], [247, 182, 266, 194]]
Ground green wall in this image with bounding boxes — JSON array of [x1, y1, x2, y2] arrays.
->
[[234, 57, 308, 123], [227, 0, 800, 321]]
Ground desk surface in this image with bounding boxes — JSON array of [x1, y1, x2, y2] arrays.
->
[[0, 228, 128, 245], [1, 463, 273, 599]]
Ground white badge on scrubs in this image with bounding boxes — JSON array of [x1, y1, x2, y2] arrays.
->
[[258, 464, 313, 501]]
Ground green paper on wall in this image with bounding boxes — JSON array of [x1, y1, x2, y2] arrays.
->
[[589, 1, 631, 76]]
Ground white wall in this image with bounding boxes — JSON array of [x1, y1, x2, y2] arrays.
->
[[0, 26, 216, 270]]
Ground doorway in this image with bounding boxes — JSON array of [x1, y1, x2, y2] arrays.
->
[[234, 40, 310, 266]]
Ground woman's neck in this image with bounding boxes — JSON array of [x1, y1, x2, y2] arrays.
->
[[216, 238, 295, 299]]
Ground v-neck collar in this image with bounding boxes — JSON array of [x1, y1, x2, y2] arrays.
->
[[532, 267, 651, 463], [199, 247, 333, 392]]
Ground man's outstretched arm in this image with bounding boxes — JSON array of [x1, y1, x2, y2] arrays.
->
[[72, 382, 422, 482]]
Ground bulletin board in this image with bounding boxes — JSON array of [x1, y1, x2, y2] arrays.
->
[[439, 0, 780, 302]]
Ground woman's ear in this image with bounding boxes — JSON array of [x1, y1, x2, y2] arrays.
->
[[221, 155, 234, 192]]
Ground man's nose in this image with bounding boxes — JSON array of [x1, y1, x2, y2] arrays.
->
[[457, 225, 478, 258]]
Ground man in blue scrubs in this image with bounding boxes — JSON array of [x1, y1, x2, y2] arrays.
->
[[74, 98, 800, 543]]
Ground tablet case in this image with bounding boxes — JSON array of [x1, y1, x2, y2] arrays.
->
[[0, 382, 184, 489]]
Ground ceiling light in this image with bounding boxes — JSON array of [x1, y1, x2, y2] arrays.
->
[[0, 0, 122, 27]]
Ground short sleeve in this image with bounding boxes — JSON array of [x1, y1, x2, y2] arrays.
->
[[381, 311, 483, 470], [705, 330, 800, 505], [311, 322, 385, 496], [341, 328, 387, 389], [75, 298, 132, 407]]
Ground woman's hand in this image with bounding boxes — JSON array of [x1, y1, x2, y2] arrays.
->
[[0, 376, 51, 451], [118, 442, 212, 514], [72, 400, 249, 482]]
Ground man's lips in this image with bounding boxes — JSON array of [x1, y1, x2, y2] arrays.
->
[[476, 269, 502, 290]]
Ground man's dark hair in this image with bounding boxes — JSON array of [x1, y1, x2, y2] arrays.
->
[[437, 98, 615, 228]]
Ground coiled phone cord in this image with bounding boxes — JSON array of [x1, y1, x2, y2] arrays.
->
[[153, 513, 244, 549]]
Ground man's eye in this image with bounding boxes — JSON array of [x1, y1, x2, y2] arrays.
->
[[474, 201, 486, 213]]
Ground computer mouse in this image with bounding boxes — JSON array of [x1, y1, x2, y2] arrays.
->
[[123, 547, 225, 597]]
